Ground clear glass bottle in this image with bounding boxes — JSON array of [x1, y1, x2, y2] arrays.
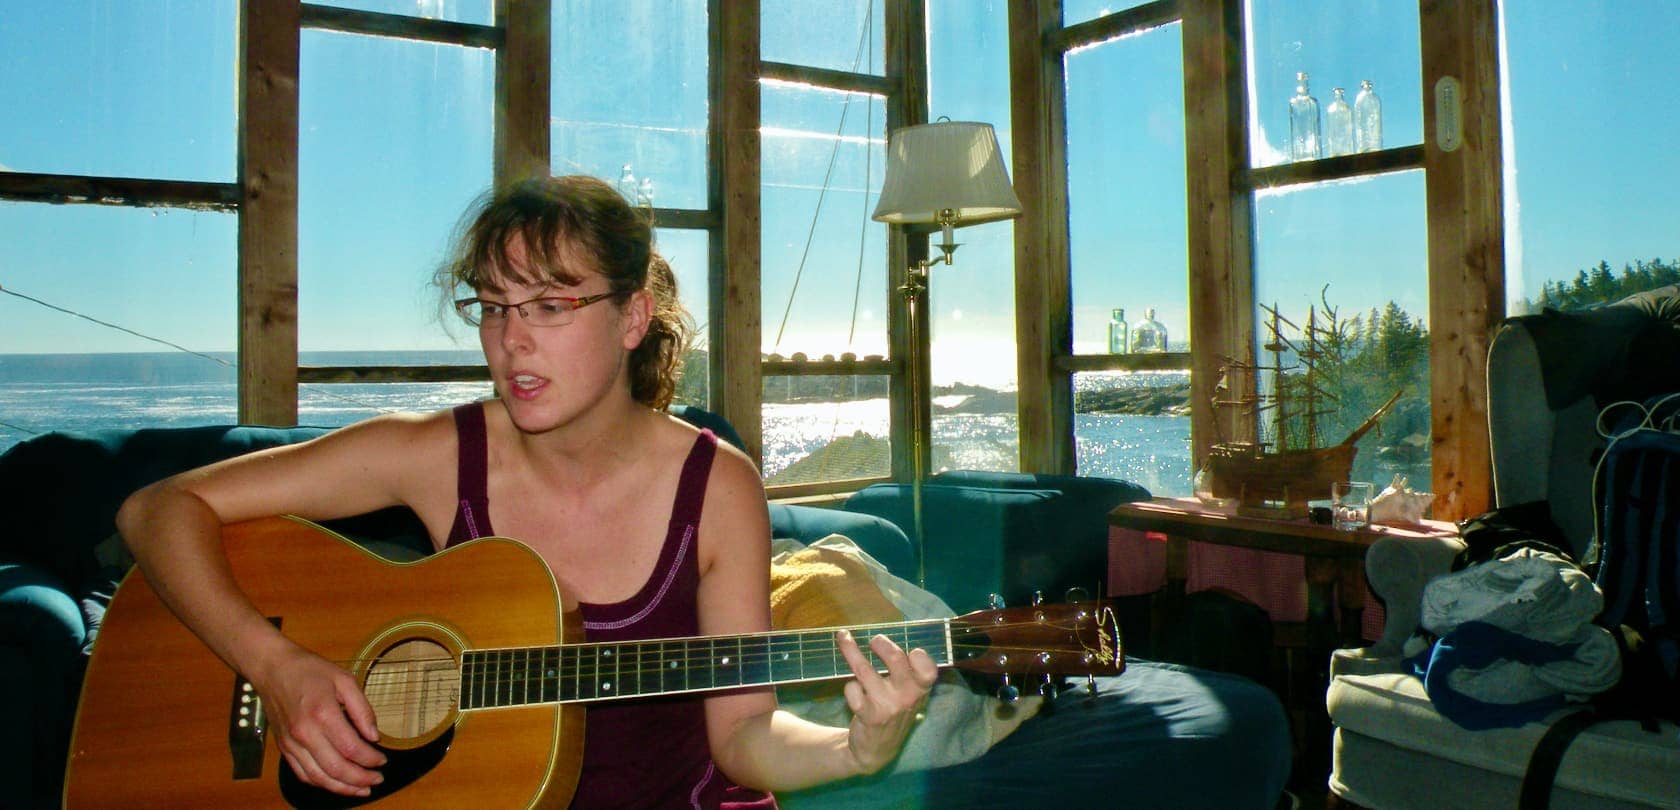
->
[[1355, 80, 1383, 153], [1108, 308, 1130, 354], [1325, 87, 1354, 157], [616, 164, 638, 201], [636, 176, 655, 207], [1288, 72, 1321, 161], [1132, 307, 1168, 353]]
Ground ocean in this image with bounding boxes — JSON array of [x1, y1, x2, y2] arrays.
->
[[0, 353, 1194, 496]]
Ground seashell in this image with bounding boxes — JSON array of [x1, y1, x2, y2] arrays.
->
[[1370, 474, 1435, 526]]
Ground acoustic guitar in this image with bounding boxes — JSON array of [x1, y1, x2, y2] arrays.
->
[[65, 515, 1123, 808]]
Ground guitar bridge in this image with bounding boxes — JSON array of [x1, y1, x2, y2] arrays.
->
[[228, 617, 279, 780]]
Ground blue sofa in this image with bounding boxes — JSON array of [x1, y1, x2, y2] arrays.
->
[[1, 409, 1292, 809]]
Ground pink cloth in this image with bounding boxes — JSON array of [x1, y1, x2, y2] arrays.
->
[[1107, 526, 1387, 641]]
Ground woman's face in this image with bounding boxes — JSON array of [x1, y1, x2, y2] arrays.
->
[[476, 237, 651, 434]]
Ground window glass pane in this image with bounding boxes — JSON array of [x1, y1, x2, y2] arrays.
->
[[0, 2, 236, 180], [928, 0, 1018, 473], [1252, 171, 1430, 488], [762, 0, 884, 76], [1503, 3, 1680, 313], [1066, 23, 1187, 356], [760, 82, 890, 359], [1074, 371, 1193, 495], [310, 0, 493, 25], [553, 0, 709, 210], [0, 204, 237, 453], [762, 375, 891, 484], [658, 228, 711, 408], [1245, 0, 1422, 167], [299, 32, 493, 355]]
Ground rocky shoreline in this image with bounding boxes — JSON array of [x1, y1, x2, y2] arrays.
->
[[937, 382, 1193, 417]]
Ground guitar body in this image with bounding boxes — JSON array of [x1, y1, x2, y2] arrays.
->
[[66, 516, 584, 809]]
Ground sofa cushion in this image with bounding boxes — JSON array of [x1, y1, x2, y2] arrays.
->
[[0, 426, 331, 578], [843, 483, 1064, 611], [766, 503, 914, 582], [1328, 670, 1680, 806]]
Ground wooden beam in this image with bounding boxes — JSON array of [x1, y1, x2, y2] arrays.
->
[[1049, 0, 1181, 52], [1239, 144, 1425, 191], [0, 173, 239, 211], [711, 0, 763, 465], [297, 365, 490, 384], [238, 0, 300, 426], [1420, 0, 1503, 521], [1182, 0, 1254, 469], [886, 0, 930, 485], [299, 4, 501, 47], [760, 61, 891, 96], [1055, 351, 1193, 374], [495, 0, 549, 188], [1010, 0, 1074, 474]]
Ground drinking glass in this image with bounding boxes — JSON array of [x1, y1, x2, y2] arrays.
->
[[1331, 481, 1374, 531]]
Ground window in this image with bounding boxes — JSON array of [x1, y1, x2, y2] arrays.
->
[[927, 0, 1020, 474], [1502, 2, 1680, 313], [0, 3, 239, 453]]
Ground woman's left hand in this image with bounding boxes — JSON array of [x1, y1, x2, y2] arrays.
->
[[835, 629, 941, 775]]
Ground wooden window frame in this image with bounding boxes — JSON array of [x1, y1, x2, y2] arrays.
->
[[1009, 0, 1500, 521]]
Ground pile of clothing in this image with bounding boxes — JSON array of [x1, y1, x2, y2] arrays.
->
[[1409, 542, 1621, 730]]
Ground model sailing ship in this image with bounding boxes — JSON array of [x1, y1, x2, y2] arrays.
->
[[1204, 304, 1402, 517]]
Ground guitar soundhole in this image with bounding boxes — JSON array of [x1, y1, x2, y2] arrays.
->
[[363, 638, 459, 745]]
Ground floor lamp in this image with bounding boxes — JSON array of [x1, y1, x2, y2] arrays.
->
[[871, 121, 1022, 587]]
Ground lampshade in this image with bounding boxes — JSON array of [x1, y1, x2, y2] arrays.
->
[[871, 121, 1023, 227]]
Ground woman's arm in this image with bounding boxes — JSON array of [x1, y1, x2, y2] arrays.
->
[[694, 444, 939, 791], [115, 411, 453, 797]]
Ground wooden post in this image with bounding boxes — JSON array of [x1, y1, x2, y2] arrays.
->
[[711, 0, 763, 465], [1420, 0, 1502, 520], [885, 0, 929, 485], [1183, 0, 1255, 470], [1010, 0, 1075, 474], [495, 0, 551, 188], [238, 0, 300, 426]]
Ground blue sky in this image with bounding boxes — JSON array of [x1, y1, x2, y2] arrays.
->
[[2, 1, 1677, 389]]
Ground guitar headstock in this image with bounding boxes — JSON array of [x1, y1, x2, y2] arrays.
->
[[948, 600, 1123, 677]]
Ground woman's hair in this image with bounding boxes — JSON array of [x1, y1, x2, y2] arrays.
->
[[436, 175, 693, 409]]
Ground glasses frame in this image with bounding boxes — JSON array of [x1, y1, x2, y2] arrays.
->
[[454, 292, 622, 328]]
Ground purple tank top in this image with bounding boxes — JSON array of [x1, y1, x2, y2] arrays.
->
[[445, 403, 777, 809]]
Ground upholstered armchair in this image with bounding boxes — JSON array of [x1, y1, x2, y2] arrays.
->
[[1325, 286, 1680, 808]]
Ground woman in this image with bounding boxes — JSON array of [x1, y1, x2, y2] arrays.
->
[[117, 175, 938, 806]]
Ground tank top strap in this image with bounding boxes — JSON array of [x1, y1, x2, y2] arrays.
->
[[446, 402, 492, 547], [671, 429, 718, 529]]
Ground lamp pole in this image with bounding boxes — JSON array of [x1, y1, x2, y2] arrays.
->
[[901, 211, 958, 589]]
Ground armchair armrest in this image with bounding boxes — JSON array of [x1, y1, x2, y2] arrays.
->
[[1332, 533, 1464, 676]]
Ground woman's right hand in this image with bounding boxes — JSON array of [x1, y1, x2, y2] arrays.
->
[[252, 642, 388, 797]]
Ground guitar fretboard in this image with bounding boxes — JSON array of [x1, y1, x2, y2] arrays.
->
[[458, 620, 952, 710]]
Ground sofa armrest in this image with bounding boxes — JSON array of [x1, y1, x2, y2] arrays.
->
[[1358, 532, 1465, 658]]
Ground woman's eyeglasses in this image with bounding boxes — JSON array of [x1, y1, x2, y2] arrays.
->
[[454, 292, 620, 327]]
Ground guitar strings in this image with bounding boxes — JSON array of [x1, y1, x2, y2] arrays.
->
[[349, 638, 1122, 715], [335, 618, 1118, 713]]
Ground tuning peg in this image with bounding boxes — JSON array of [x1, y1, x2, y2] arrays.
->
[[988, 593, 1006, 610], [1032, 589, 1045, 606], [1038, 673, 1057, 697], [1064, 585, 1091, 604], [1087, 674, 1099, 698], [997, 674, 1019, 703]]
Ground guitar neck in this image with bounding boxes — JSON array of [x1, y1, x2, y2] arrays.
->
[[459, 618, 953, 709]]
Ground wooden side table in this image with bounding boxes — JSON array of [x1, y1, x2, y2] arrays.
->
[[1107, 496, 1455, 645], [1110, 497, 1456, 795]]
